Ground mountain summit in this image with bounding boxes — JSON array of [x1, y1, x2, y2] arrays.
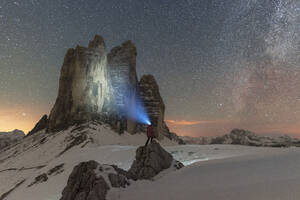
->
[[29, 35, 174, 141]]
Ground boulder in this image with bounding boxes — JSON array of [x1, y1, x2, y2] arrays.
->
[[128, 141, 184, 180], [60, 161, 130, 200], [61, 143, 184, 199], [48, 35, 111, 132]]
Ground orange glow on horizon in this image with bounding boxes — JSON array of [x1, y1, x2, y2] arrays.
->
[[166, 119, 300, 138], [165, 119, 221, 125], [0, 105, 49, 134]]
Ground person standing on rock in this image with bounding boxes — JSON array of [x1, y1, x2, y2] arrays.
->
[[145, 124, 154, 146]]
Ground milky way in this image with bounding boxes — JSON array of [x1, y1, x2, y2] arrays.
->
[[0, 0, 299, 137]]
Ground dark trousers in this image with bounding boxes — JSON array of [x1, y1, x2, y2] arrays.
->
[[145, 137, 153, 146]]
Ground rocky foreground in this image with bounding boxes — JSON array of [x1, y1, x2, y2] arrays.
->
[[60, 141, 183, 200], [1, 122, 299, 200]]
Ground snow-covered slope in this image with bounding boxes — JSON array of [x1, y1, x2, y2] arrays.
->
[[0, 122, 298, 200], [0, 122, 176, 200], [111, 147, 300, 200]]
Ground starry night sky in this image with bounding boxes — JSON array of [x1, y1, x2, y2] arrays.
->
[[0, 0, 299, 137]]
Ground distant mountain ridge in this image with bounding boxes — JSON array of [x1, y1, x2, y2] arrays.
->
[[180, 129, 300, 147], [0, 129, 25, 150]]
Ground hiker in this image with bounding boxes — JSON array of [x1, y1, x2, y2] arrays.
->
[[145, 124, 154, 146]]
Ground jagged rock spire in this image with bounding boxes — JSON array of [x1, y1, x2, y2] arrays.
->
[[139, 74, 165, 139], [88, 35, 106, 49]]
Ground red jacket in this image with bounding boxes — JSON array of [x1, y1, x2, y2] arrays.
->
[[147, 125, 154, 138]]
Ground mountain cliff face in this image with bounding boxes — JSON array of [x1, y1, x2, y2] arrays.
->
[[107, 41, 138, 134], [48, 35, 111, 132], [138, 75, 165, 139], [28, 35, 174, 140]]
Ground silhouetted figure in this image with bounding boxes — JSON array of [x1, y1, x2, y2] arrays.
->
[[145, 124, 154, 146]]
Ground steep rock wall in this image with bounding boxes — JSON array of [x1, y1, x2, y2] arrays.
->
[[138, 75, 165, 139], [107, 41, 138, 134], [48, 35, 111, 132]]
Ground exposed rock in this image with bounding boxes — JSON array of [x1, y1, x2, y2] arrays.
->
[[58, 132, 88, 157], [47, 164, 64, 176], [128, 140, 184, 180], [108, 173, 130, 188], [60, 161, 108, 200], [60, 160, 130, 200], [88, 35, 106, 49], [60, 143, 184, 199], [28, 173, 48, 187], [107, 40, 138, 134], [138, 75, 166, 139], [27, 115, 48, 136], [48, 35, 111, 132], [0, 130, 25, 150]]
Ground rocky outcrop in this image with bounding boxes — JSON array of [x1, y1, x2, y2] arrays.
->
[[0, 130, 25, 150], [128, 141, 184, 180], [60, 142, 184, 199], [27, 115, 48, 136], [48, 35, 111, 132], [207, 129, 300, 147], [138, 75, 165, 139], [60, 161, 130, 200], [107, 41, 138, 134]]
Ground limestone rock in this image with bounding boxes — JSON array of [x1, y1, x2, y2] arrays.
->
[[0, 130, 25, 150], [60, 161, 130, 200], [108, 173, 130, 188], [88, 35, 106, 49], [27, 115, 48, 136], [60, 161, 109, 200], [48, 35, 111, 132], [107, 41, 138, 134], [128, 141, 184, 180], [138, 75, 165, 139]]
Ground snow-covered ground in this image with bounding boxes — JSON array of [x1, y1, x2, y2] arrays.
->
[[0, 123, 299, 200], [111, 147, 300, 200]]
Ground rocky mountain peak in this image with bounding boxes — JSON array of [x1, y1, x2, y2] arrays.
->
[[28, 35, 175, 141], [88, 35, 106, 49], [139, 74, 166, 139], [27, 115, 48, 136]]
